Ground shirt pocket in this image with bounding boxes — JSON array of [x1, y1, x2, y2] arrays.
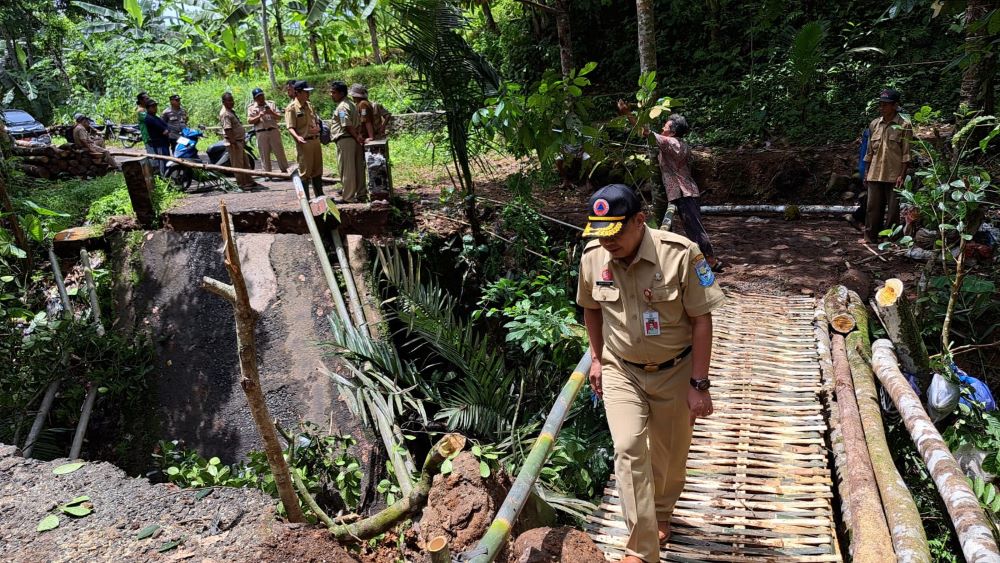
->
[[648, 284, 683, 325], [886, 126, 902, 144], [592, 286, 626, 327]]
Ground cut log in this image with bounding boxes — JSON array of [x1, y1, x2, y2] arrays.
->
[[832, 333, 894, 560], [846, 290, 870, 348], [871, 340, 1000, 563], [873, 279, 930, 389], [840, 267, 871, 302], [700, 204, 855, 215], [814, 308, 852, 544], [846, 331, 930, 562], [824, 285, 856, 334], [107, 149, 291, 179], [19, 164, 50, 179]]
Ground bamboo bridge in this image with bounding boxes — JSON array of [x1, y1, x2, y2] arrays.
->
[[584, 292, 841, 562]]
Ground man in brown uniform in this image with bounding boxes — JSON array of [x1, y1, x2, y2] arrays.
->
[[349, 83, 377, 141], [863, 88, 912, 242], [330, 81, 366, 203], [219, 92, 254, 189], [285, 81, 324, 198], [72, 113, 114, 166], [247, 87, 289, 174], [577, 184, 724, 563]]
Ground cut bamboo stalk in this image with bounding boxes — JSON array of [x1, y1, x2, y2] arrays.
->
[[845, 331, 929, 563], [824, 286, 856, 334], [69, 249, 106, 460], [107, 149, 292, 179], [845, 290, 869, 348], [202, 200, 306, 523], [80, 249, 105, 336], [427, 535, 450, 563], [871, 339, 1000, 563], [700, 204, 855, 215], [331, 229, 370, 337], [873, 279, 930, 389], [463, 351, 592, 563], [831, 333, 894, 560]]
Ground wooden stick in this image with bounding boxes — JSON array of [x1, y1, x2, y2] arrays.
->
[[861, 242, 888, 262], [69, 249, 106, 460], [871, 339, 1000, 563], [831, 333, 894, 560], [823, 286, 856, 334], [202, 201, 306, 523], [107, 149, 292, 179], [427, 536, 450, 563], [872, 279, 930, 389]]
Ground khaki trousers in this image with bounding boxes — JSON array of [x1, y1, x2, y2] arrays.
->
[[228, 141, 253, 188], [256, 128, 288, 172], [865, 181, 900, 242], [336, 137, 367, 202], [603, 350, 693, 562], [296, 138, 323, 180]]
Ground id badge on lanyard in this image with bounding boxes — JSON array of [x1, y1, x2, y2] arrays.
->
[[642, 288, 660, 336]]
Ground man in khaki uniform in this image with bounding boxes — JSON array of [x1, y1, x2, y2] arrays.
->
[[577, 184, 724, 563], [247, 87, 288, 174], [330, 81, 366, 203], [863, 88, 912, 243], [72, 113, 113, 166], [219, 92, 254, 189], [285, 80, 324, 198]]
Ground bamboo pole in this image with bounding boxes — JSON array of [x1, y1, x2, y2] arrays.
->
[[815, 307, 851, 551], [23, 246, 74, 457], [427, 536, 450, 563], [872, 279, 930, 389], [845, 326, 930, 562], [831, 333, 894, 561], [69, 249, 105, 460], [310, 433, 466, 541], [292, 172, 352, 327], [824, 285, 856, 334], [463, 351, 592, 563], [331, 229, 370, 337], [871, 339, 1000, 563], [107, 149, 293, 179], [202, 201, 305, 523]]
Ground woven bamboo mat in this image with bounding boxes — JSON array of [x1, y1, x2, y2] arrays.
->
[[584, 292, 841, 562]]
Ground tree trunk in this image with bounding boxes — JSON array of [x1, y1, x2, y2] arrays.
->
[[322, 40, 330, 67], [554, 0, 573, 78], [823, 285, 856, 334], [260, 0, 278, 90], [872, 339, 1000, 563], [202, 202, 305, 523], [367, 15, 384, 64], [273, 0, 285, 46], [960, 0, 997, 115], [480, 0, 499, 33], [831, 333, 895, 560], [845, 329, 930, 563], [0, 175, 30, 269], [872, 279, 930, 388], [306, 0, 321, 67], [635, 0, 657, 76]]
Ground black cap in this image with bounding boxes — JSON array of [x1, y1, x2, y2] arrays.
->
[[251, 87, 264, 98], [583, 184, 641, 238], [169, 94, 180, 101], [878, 88, 900, 103], [294, 80, 314, 92], [146, 98, 158, 107]]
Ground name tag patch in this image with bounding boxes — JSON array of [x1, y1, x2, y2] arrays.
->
[[643, 310, 661, 336], [694, 255, 715, 287]]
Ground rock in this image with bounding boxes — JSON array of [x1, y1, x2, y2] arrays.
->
[[418, 452, 510, 556], [841, 191, 856, 201], [510, 527, 605, 563], [827, 174, 851, 193]]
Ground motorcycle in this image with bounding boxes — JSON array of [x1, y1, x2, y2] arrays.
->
[[206, 129, 258, 172], [91, 118, 142, 148]]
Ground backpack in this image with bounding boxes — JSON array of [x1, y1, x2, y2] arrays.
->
[[319, 119, 332, 145]]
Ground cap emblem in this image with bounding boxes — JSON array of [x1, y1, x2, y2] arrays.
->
[[593, 198, 610, 216]]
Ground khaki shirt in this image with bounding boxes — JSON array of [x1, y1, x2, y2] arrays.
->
[[73, 124, 102, 154], [219, 106, 245, 146], [864, 113, 911, 183], [247, 100, 282, 132], [161, 107, 188, 140], [285, 99, 318, 139], [576, 227, 725, 364], [330, 98, 359, 140]]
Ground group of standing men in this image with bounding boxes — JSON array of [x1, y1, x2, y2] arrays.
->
[[132, 80, 388, 201]]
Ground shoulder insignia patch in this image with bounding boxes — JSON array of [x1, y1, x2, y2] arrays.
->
[[583, 239, 602, 253], [694, 258, 715, 287]]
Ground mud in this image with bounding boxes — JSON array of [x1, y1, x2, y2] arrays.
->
[[510, 526, 606, 562]]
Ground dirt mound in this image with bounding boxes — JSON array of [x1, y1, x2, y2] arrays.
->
[[416, 451, 510, 556], [510, 527, 606, 562], [257, 525, 360, 562]]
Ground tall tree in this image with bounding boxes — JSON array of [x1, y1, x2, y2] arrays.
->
[[553, 0, 572, 78], [367, 14, 384, 63], [260, 0, 278, 89], [305, 0, 321, 65], [635, 0, 657, 76], [960, 0, 998, 114]]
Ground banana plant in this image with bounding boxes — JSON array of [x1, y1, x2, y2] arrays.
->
[[74, 0, 177, 41]]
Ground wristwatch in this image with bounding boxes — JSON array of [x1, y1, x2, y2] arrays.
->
[[690, 378, 711, 391]]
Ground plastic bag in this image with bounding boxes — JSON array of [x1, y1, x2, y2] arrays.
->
[[954, 443, 996, 482], [365, 151, 389, 196], [927, 371, 960, 421], [953, 364, 997, 411]]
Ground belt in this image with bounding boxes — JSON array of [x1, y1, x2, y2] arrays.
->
[[334, 134, 352, 142], [256, 127, 276, 132], [304, 135, 318, 140], [620, 346, 692, 373]]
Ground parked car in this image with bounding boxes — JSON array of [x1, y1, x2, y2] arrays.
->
[[1, 109, 51, 145]]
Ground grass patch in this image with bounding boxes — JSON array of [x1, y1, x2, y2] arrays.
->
[[86, 177, 185, 227]]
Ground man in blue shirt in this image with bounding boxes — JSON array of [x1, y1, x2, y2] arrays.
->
[[143, 99, 171, 175]]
